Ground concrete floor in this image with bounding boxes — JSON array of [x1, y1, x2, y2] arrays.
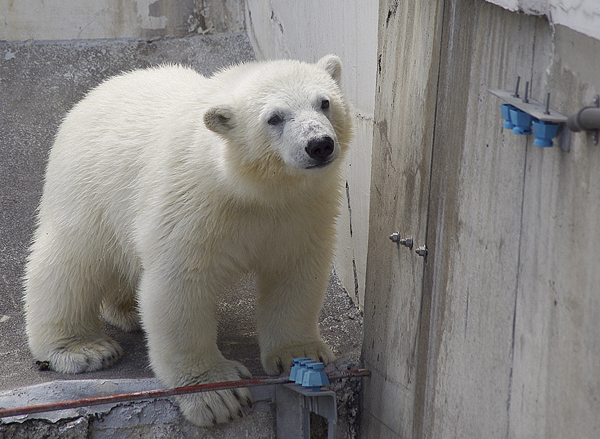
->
[[0, 33, 363, 438]]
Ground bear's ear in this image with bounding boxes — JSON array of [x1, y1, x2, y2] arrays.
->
[[317, 55, 342, 86], [204, 105, 236, 135]]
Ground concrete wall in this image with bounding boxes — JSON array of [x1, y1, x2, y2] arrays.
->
[[244, 0, 379, 307], [487, 0, 600, 41], [362, 0, 600, 438], [0, 0, 244, 40]]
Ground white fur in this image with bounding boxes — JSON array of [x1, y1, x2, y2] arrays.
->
[[23, 55, 353, 426]]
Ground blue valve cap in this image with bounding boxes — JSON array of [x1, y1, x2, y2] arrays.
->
[[532, 120, 559, 147], [510, 108, 533, 135], [295, 360, 318, 385], [534, 138, 553, 147], [500, 104, 515, 129], [289, 357, 312, 382], [301, 362, 329, 391]]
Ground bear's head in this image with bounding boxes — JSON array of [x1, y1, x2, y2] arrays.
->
[[204, 55, 353, 183]]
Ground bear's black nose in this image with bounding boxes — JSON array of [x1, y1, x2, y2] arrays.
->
[[306, 136, 335, 163]]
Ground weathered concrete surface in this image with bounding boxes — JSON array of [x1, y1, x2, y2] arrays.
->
[[0, 0, 246, 41], [360, 1, 442, 438], [0, 33, 363, 438], [363, 0, 600, 438], [0, 0, 194, 40], [0, 379, 277, 438], [415, 3, 537, 437], [485, 0, 600, 42], [508, 23, 600, 439]]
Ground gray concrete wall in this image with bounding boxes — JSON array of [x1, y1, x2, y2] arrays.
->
[[0, 0, 244, 40], [362, 0, 600, 438], [487, 0, 600, 42]]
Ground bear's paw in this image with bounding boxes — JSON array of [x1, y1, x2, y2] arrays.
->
[[262, 341, 336, 375], [46, 337, 123, 373], [176, 359, 253, 427]]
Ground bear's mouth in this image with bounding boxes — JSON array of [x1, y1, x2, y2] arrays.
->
[[306, 160, 334, 170]]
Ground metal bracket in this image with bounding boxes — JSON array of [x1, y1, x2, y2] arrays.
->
[[488, 89, 568, 124], [488, 84, 571, 152], [276, 383, 337, 439]]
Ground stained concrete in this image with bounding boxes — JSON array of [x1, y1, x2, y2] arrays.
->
[[0, 33, 363, 437], [0, 378, 278, 438], [362, 1, 600, 437]]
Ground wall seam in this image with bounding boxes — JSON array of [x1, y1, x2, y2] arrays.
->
[[505, 21, 539, 439], [411, 0, 447, 437], [505, 88, 533, 439]]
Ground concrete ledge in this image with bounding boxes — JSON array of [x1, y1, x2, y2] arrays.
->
[[0, 379, 277, 438], [0, 370, 363, 438]]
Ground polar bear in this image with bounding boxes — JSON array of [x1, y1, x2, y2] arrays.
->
[[23, 55, 353, 426]]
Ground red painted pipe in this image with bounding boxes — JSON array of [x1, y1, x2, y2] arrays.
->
[[0, 369, 370, 419]]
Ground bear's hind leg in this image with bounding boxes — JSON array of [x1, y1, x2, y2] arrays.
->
[[24, 234, 123, 373], [101, 274, 141, 332]]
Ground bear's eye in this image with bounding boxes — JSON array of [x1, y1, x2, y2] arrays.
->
[[321, 99, 330, 110], [268, 114, 284, 126]]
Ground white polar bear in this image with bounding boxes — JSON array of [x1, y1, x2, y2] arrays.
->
[[23, 55, 353, 426]]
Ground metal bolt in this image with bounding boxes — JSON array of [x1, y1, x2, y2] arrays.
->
[[399, 237, 413, 249], [390, 233, 413, 250], [523, 81, 529, 104], [415, 245, 428, 257]]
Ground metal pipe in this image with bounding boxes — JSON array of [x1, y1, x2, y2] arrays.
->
[[0, 369, 370, 419], [567, 106, 600, 132]]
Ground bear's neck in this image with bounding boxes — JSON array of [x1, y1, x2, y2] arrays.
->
[[221, 151, 344, 208]]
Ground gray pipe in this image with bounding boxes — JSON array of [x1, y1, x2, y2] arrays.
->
[[567, 106, 600, 132]]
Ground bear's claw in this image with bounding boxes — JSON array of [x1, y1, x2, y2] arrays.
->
[[263, 341, 336, 375], [178, 387, 252, 427], [174, 359, 253, 427]]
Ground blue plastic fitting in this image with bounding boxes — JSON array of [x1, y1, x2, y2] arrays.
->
[[295, 359, 318, 385], [509, 107, 533, 135], [301, 362, 330, 391], [289, 357, 311, 382], [532, 119, 559, 147], [500, 104, 516, 129], [290, 358, 331, 391]]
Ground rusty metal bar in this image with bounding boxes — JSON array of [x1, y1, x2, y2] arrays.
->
[[0, 369, 370, 419]]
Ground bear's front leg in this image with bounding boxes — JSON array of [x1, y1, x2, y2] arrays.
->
[[256, 259, 336, 375], [138, 269, 252, 426]]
